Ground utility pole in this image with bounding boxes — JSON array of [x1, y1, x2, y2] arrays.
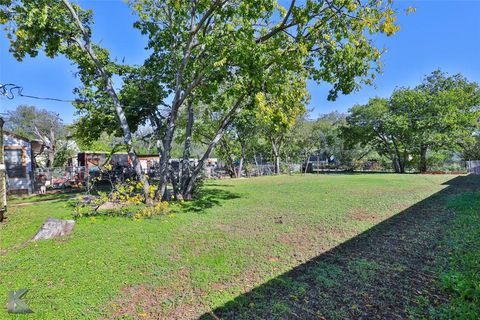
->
[[0, 117, 7, 222]]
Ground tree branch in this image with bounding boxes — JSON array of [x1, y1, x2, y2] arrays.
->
[[256, 0, 296, 43], [61, 0, 151, 198]]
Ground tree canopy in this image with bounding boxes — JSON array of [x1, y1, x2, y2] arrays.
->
[[342, 70, 480, 172], [1, 0, 405, 199]]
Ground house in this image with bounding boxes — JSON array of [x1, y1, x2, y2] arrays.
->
[[3, 131, 44, 195]]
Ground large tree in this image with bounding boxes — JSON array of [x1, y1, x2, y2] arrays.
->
[[1, 0, 152, 199], [342, 98, 411, 172], [131, 0, 402, 197], [391, 71, 480, 172], [2, 0, 403, 199], [343, 71, 480, 173], [255, 71, 309, 174]]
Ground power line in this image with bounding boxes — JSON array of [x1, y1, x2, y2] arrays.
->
[[0, 83, 75, 103]]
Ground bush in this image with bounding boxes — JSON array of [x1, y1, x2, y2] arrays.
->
[[244, 163, 254, 177], [73, 179, 169, 220], [133, 202, 170, 220]]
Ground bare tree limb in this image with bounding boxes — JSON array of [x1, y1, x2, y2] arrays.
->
[[61, 0, 151, 200]]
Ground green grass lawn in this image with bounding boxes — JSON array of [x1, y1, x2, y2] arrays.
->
[[0, 174, 477, 319], [6, 191, 80, 205], [422, 191, 480, 319]]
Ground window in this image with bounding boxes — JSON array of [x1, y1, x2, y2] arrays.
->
[[5, 149, 26, 178]]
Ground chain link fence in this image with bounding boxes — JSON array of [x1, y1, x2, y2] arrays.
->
[[30, 157, 471, 194], [34, 166, 86, 191]]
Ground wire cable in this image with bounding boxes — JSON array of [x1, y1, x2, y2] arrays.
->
[[0, 83, 75, 103]]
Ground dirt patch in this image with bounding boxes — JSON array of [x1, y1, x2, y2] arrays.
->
[[346, 208, 379, 222], [107, 266, 266, 320], [277, 225, 358, 263], [107, 268, 202, 320]]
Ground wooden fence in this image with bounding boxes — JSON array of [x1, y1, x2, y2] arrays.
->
[[466, 161, 480, 174]]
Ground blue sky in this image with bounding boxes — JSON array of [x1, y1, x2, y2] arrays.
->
[[1, 0, 479, 124]]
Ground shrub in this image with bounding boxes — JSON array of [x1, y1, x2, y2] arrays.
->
[[280, 163, 290, 174], [244, 163, 254, 177], [73, 179, 169, 220], [133, 202, 170, 220]]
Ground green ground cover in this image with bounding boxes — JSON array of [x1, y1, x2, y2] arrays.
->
[[6, 191, 80, 205], [0, 174, 478, 319], [415, 191, 480, 319]]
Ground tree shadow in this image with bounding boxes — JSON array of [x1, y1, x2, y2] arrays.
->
[[204, 182, 236, 188], [181, 188, 241, 213], [8, 190, 82, 205], [199, 175, 480, 319]]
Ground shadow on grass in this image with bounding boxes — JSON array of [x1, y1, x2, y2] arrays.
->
[[204, 182, 237, 188], [181, 188, 241, 213], [199, 175, 480, 319]]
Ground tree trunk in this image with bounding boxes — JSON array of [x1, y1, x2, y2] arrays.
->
[[156, 125, 174, 201], [392, 139, 405, 173], [302, 149, 311, 174], [237, 143, 245, 178], [61, 0, 151, 201], [218, 139, 236, 178], [271, 139, 280, 175], [390, 154, 401, 173], [183, 95, 245, 198], [180, 101, 194, 199], [275, 155, 280, 174], [398, 158, 405, 173], [169, 165, 181, 200], [48, 127, 55, 167], [419, 145, 428, 173], [47, 152, 54, 168], [228, 160, 236, 178], [156, 85, 187, 200]]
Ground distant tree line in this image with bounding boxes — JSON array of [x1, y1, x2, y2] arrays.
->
[[5, 68, 479, 182], [209, 70, 480, 175], [342, 70, 480, 173]]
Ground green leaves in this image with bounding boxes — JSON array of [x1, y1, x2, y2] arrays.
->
[[392, 71, 480, 154], [1, 0, 408, 190], [343, 70, 480, 172], [1, 0, 91, 60]]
